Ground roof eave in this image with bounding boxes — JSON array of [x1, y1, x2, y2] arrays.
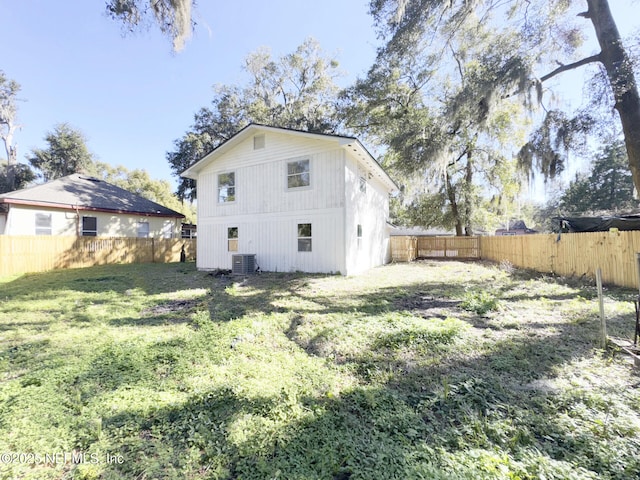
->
[[0, 198, 185, 219]]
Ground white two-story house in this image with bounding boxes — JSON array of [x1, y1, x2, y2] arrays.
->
[[181, 124, 398, 275]]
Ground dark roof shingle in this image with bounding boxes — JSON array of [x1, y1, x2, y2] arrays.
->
[[0, 174, 184, 218]]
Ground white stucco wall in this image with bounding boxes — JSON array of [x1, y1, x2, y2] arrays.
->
[[2, 205, 181, 238]]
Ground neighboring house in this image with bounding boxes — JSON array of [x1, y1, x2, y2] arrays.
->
[[495, 220, 537, 236], [181, 124, 398, 275], [0, 174, 185, 238]]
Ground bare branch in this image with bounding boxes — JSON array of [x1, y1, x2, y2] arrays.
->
[[540, 54, 602, 83]]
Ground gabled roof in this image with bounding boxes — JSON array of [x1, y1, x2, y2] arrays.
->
[[0, 174, 185, 218], [181, 123, 398, 192]]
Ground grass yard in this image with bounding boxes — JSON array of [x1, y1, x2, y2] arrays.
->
[[0, 260, 639, 479]]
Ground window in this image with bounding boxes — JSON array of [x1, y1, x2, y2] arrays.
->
[[228, 227, 238, 252], [359, 167, 367, 193], [137, 221, 150, 238], [82, 216, 97, 236], [287, 159, 310, 188], [35, 213, 52, 235], [162, 221, 173, 239], [253, 134, 265, 150], [357, 224, 363, 249], [218, 172, 236, 203], [297, 223, 312, 252]]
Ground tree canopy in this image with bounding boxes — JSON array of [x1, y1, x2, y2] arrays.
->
[[558, 140, 637, 214], [167, 38, 344, 201], [27, 123, 95, 182], [106, 0, 194, 51], [0, 71, 25, 192]]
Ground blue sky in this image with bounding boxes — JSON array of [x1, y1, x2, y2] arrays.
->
[[1, 0, 638, 194]]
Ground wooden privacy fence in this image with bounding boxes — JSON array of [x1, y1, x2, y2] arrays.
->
[[0, 236, 196, 277], [392, 231, 640, 289], [391, 236, 480, 262], [480, 231, 640, 289]]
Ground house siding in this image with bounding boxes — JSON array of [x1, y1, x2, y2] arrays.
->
[[344, 153, 391, 275], [2, 205, 181, 238], [196, 132, 347, 273]]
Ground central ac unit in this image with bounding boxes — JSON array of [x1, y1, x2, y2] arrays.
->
[[232, 254, 256, 275]]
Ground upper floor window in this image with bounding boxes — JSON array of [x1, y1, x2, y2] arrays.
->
[[35, 213, 52, 235], [287, 159, 310, 189], [137, 221, 150, 238], [358, 166, 367, 193], [82, 216, 97, 236], [357, 224, 363, 249], [218, 172, 236, 203], [253, 134, 265, 150]]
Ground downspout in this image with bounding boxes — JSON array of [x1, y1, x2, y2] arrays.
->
[[75, 204, 80, 236]]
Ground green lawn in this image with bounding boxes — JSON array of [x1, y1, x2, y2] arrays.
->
[[0, 260, 639, 479]]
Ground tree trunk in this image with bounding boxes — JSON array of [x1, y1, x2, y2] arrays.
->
[[445, 171, 463, 236], [463, 153, 473, 236], [586, 0, 640, 194]]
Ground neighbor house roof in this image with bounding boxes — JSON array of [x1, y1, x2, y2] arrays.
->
[[0, 174, 185, 218], [181, 123, 399, 192]]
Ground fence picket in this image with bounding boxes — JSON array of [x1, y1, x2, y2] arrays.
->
[[0, 236, 196, 277]]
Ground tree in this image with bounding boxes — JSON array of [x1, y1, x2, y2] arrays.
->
[[167, 38, 344, 201], [0, 71, 24, 191], [105, 0, 194, 51], [369, 0, 640, 196], [87, 161, 196, 223], [346, 11, 529, 235], [0, 161, 35, 193], [559, 139, 637, 214], [27, 123, 95, 182]]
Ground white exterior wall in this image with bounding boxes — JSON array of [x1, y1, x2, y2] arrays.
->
[[344, 154, 391, 275], [2, 205, 181, 238], [196, 132, 347, 273]]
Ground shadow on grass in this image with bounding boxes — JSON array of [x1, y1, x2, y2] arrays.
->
[[94, 320, 640, 480]]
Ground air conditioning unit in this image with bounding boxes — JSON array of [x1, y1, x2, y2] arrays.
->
[[232, 254, 257, 275]]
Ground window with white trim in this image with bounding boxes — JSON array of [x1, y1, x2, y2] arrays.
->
[[35, 213, 52, 235], [357, 224, 363, 249], [218, 172, 236, 203], [137, 221, 150, 238], [287, 159, 310, 188], [297, 223, 312, 252], [82, 216, 97, 236], [228, 227, 238, 252]]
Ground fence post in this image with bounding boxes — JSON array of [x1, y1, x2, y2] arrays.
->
[[596, 268, 607, 349]]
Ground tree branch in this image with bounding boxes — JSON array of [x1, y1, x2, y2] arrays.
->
[[540, 54, 602, 83]]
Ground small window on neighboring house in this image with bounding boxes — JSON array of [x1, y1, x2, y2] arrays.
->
[[297, 223, 312, 252], [228, 227, 238, 252], [218, 172, 236, 203], [35, 213, 52, 235], [287, 159, 310, 188], [137, 221, 150, 238], [162, 221, 173, 239], [82, 216, 97, 236], [253, 134, 265, 150], [357, 224, 363, 249]]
